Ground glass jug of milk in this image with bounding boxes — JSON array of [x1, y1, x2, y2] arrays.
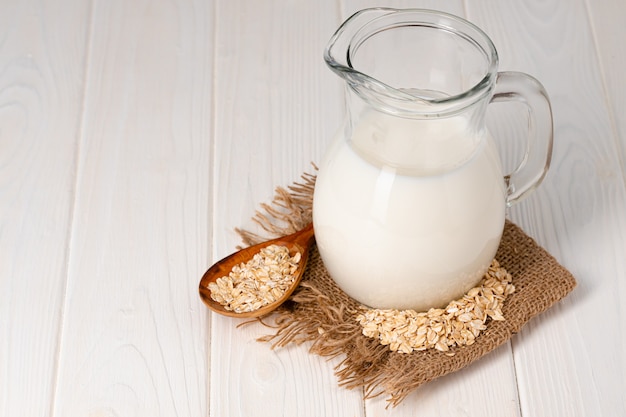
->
[[313, 8, 553, 311]]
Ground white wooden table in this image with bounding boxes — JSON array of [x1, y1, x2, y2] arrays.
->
[[2, 0, 625, 416]]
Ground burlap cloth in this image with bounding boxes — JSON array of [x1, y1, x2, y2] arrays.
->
[[235, 171, 577, 407]]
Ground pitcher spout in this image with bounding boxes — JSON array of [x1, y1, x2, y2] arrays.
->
[[324, 8, 399, 85]]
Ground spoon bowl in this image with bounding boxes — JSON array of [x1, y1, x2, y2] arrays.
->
[[199, 223, 315, 318]]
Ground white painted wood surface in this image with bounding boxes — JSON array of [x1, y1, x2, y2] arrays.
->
[[1, 0, 624, 416]]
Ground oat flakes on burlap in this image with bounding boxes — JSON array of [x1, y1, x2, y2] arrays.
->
[[236, 171, 577, 407]]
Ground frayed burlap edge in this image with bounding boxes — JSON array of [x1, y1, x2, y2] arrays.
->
[[236, 169, 577, 407]]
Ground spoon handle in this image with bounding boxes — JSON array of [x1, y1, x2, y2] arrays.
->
[[292, 223, 315, 246]]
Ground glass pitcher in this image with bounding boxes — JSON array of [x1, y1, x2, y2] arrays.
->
[[313, 8, 553, 311]]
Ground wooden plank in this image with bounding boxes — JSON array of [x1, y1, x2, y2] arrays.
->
[[209, 1, 366, 416], [0, 0, 90, 415], [587, 0, 626, 210], [50, 0, 212, 415], [586, 8, 626, 411], [469, 1, 626, 416]]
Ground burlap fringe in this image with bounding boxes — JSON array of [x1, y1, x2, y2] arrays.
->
[[236, 170, 315, 248], [256, 288, 431, 405]]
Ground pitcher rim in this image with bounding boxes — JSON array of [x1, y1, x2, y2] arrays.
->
[[324, 8, 499, 117]]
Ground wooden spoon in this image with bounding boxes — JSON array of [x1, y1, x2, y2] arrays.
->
[[199, 223, 315, 318]]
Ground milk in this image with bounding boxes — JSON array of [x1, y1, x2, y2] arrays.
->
[[313, 111, 506, 311]]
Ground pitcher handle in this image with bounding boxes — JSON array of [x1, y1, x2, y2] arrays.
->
[[491, 71, 554, 206]]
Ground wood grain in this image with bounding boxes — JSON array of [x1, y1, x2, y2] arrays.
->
[[587, 0, 626, 209], [0, 0, 90, 415], [49, 0, 212, 415]]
